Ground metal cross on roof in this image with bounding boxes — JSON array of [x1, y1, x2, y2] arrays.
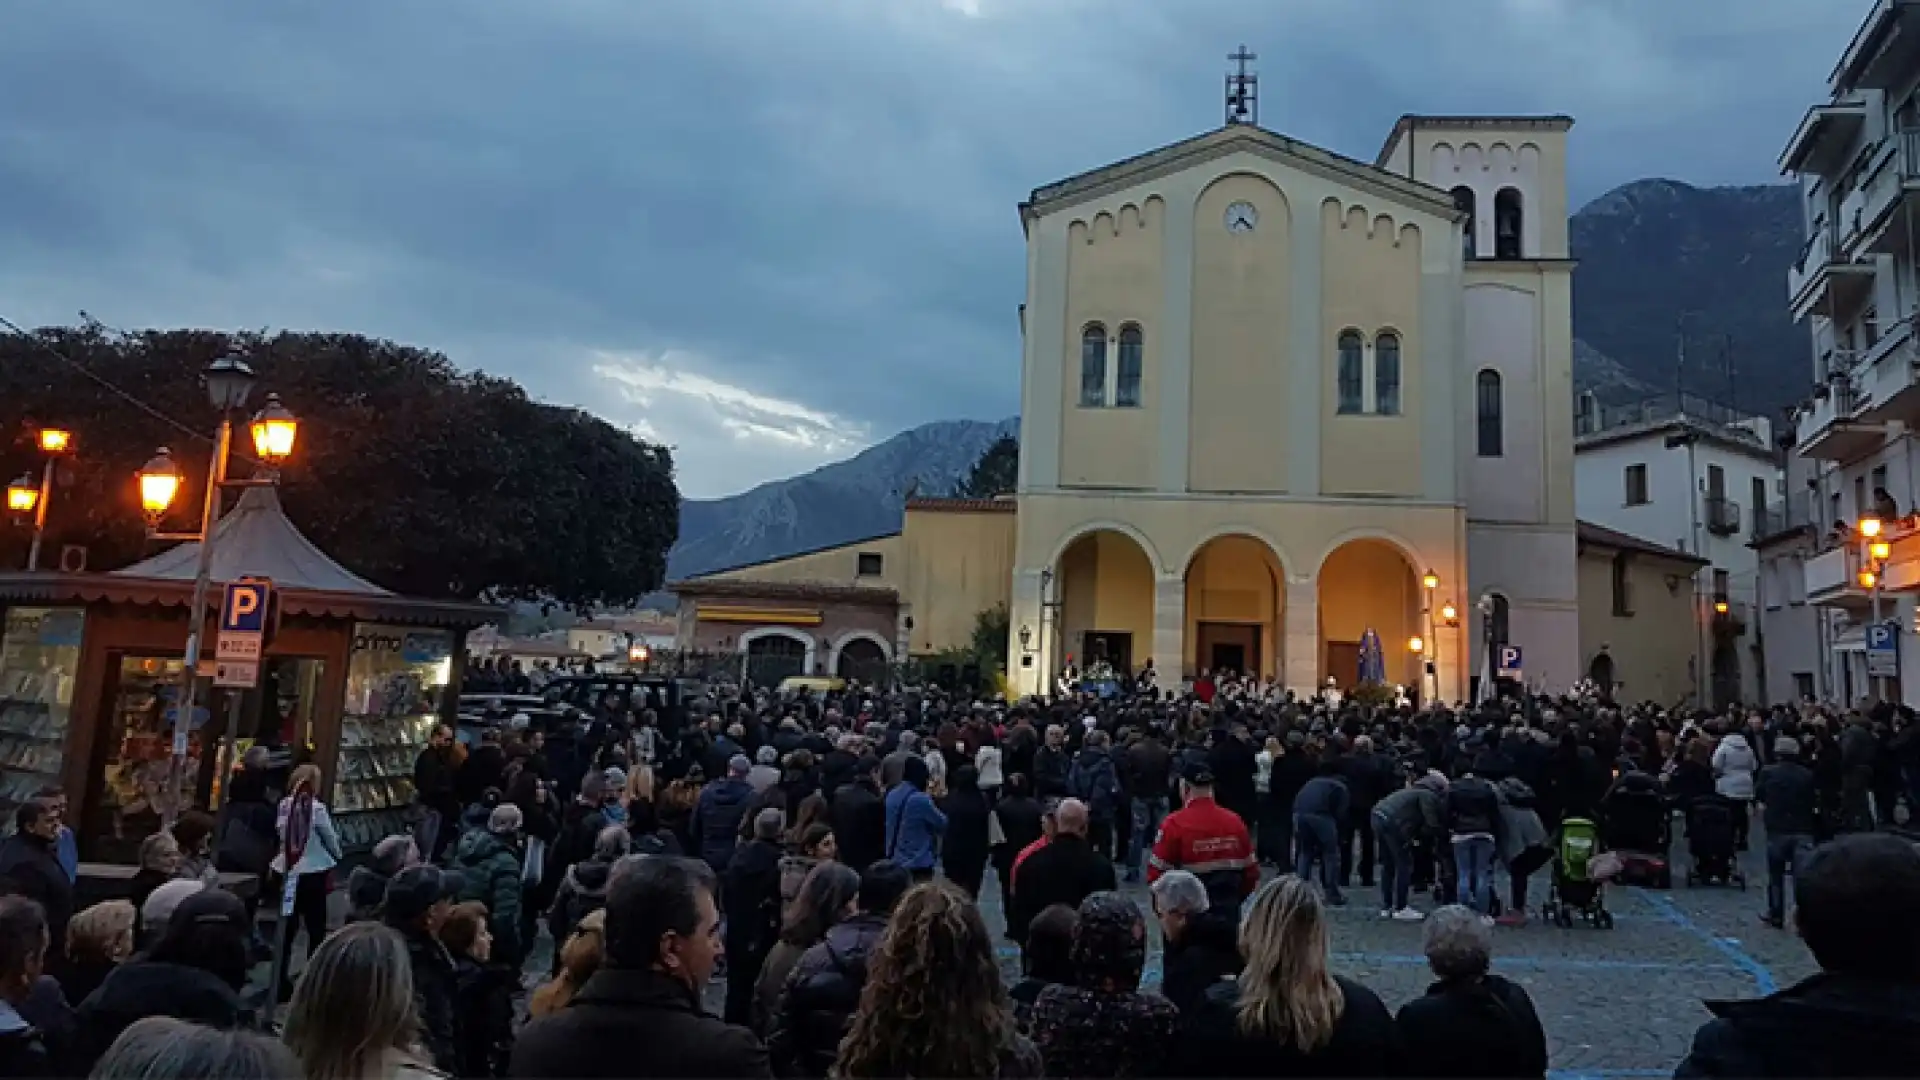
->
[[1225, 45, 1258, 126]]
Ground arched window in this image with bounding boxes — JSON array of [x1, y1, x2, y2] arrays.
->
[[1336, 330, 1364, 415], [1452, 186, 1477, 260], [1079, 324, 1107, 407], [1374, 331, 1401, 416], [1476, 368, 1503, 456], [1494, 188, 1524, 259], [1115, 325, 1144, 407], [1489, 592, 1511, 647]]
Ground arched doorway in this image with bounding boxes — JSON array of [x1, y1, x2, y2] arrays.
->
[[1185, 535, 1285, 680], [743, 629, 810, 686], [1588, 651, 1616, 697], [835, 635, 889, 683], [1317, 539, 1421, 690], [1054, 529, 1155, 680]]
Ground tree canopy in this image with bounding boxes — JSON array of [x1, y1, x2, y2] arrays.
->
[[0, 328, 679, 610], [955, 434, 1018, 498]]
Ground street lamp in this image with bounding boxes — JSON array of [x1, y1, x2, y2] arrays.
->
[[1408, 635, 1424, 654], [1018, 624, 1032, 651], [17, 427, 73, 571], [1420, 570, 1441, 703], [1713, 600, 1730, 616], [134, 355, 301, 828], [7, 476, 38, 515], [1857, 517, 1891, 701], [1421, 569, 1440, 591], [1441, 601, 1459, 626]]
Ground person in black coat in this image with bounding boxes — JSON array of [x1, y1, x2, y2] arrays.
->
[[510, 854, 770, 1078], [767, 861, 911, 1078], [1150, 870, 1242, 1014], [830, 759, 886, 875], [1008, 800, 1116, 946], [413, 727, 463, 862], [1264, 734, 1315, 867], [384, 866, 466, 1073], [1395, 905, 1548, 1079], [0, 898, 53, 1079], [722, 810, 786, 1029], [991, 775, 1045, 915], [0, 805, 72, 958], [1208, 726, 1260, 831], [939, 766, 993, 899]]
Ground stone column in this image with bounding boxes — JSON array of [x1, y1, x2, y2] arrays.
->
[[1009, 568, 1047, 698], [1284, 576, 1319, 696], [1152, 575, 1186, 683]]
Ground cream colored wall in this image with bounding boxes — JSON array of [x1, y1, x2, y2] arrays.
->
[[1189, 174, 1292, 493], [1060, 198, 1164, 489], [702, 535, 905, 587], [1056, 530, 1154, 667], [1465, 261, 1575, 528], [899, 509, 1016, 654], [1185, 535, 1284, 675], [1577, 547, 1699, 707], [1318, 538, 1423, 687], [1320, 199, 1424, 496], [1410, 128, 1570, 258]]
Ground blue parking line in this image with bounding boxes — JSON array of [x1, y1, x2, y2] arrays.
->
[[1633, 889, 1779, 995]]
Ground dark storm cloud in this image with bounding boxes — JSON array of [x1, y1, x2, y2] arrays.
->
[[0, 0, 1852, 496]]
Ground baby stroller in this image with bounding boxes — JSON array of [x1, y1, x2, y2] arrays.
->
[[1684, 795, 1747, 888], [1601, 782, 1673, 889], [1543, 817, 1615, 928]]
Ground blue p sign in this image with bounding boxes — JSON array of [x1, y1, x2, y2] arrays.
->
[[220, 580, 271, 635]]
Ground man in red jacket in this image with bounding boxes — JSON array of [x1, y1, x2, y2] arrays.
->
[[1148, 763, 1259, 912]]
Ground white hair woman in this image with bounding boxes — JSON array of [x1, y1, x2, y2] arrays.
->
[[1175, 876, 1397, 1076], [282, 921, 441, 1080], [1394, 904, 1548, 1078], [1149, 870, 1241, 1013]]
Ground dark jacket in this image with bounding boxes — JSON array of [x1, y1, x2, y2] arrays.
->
[[1755, 760, 1820, 837], [1031, 980, 1178, 1078], [724, 839, 786, 962], [549, 855, 617, 946], [830, 778, 886, 875], [415, 745, 461, 816], [1068, 747, 1122, 822], [768, 913, 888, 1078], [509, 968, 771, 1078], [1034, 745, 1072, 799], [453, 956, 518, 1079], [1445, 776, 1504, 840], [0, 1003, 51, 1079], [347, 864, 394, 922], [1291, 775, 1350, 823], [1125, 738, 1174, 802], [1008, 835, 1116, 944], [692, 777, 755, 871], [213, 771, 277, 876], [67, 961, 243, 1076], [993, 795, 1045, 861], [1675, 972, 1920, 1078], [1159, 910, 1242, 1014], [1395, 974, 1548, 1079], [1177, 974, 1400, 1078], [0, 834, 72, 949], [393, 922, 462, 1073], [940, 783, 993, 879], [1266, 753, 1316, 815], [1209, 737, 1260, 823], [1336, 751, 1391, 812], [453, 830, 525, 961]]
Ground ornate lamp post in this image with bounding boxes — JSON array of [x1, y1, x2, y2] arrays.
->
[[136, 356, 299, 826], [1420, 569, 1441, 702], [12, 427, 73, 570]]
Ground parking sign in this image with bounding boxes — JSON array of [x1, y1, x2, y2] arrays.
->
[[215, 578, 273, 674], [1497, 645, 1523, 679]]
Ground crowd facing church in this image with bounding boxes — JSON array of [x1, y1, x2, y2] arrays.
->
[[0, 669, 1916, 1078]]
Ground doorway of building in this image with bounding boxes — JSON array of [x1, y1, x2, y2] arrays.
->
[[1080, 631, 1133, 676], [1195, 622, 1260, 678], [1326, 641, 1361, 689]]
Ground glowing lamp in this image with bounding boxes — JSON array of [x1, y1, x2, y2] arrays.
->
[[1441, 601, 1459, 624], [6, 475, 38, 515], [1714, 600, 1730, 615], [1408, 635, 1425, 653], [628, 644, 649, 663], [138, 448, 183, 521], [249, 394, 298, 466], [1861, 517, 1884, 539], [1871, 541, 1892, 561], [1421, 569, 1440, 590], [1859, 569, 1879, 590], [36, 428, 71, 455]]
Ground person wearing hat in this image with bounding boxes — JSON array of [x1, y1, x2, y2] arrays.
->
[[453, 804, 526, 965], [1148, 760, 1258, 914], [384, 865, 467, 1072], [1755, 735, 1819, 929]]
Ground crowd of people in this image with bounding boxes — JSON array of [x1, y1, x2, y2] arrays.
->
[[0, 669, 1918, 1077]]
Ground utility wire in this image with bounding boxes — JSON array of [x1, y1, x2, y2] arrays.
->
[[0, 312, 218, 448]]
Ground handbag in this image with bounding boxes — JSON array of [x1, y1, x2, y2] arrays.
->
[[522, 835, 548, 885]]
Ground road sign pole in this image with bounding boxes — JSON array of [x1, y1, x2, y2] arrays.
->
[[164, 413, 231, 831]]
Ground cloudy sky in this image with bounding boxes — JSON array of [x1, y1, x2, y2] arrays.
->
[[0, 0, 1857, 498]]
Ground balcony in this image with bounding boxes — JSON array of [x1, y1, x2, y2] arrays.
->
[[1703, 495, 1743, 538], [1795, 360, 1887, 459], [1858, 314, 1920, 422], [1806, 545, 1874, 610], [1753, 497, 1817, 544], [1833, 0, 1920, 92], [1780, 101, 1868, 176], [1790, 220, 1878, 321], [1862, 129, 1920, 258]]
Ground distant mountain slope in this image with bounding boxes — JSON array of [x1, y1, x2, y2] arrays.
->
[[1569, 179, 1803, 411], [666, 417, 1018, 580]]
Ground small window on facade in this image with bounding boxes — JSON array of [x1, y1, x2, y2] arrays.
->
[[1624, 464, 1649, 506], [1452, 186, 1477, 260], [1336, 330, 1364, 415], [857, 552, 884, 577], [1489, 593, 1511, 647], [1712, 568, 1730, 600], [1115, 325, 1143, 408], [1079, 324, 1107, 407], [1374, 332, 1401, 416], [1494, 188, 1524, 259], [1611, 553, 1633, 617], [1793, 672, 1815, 701], [1475, 369, 1503, 456]]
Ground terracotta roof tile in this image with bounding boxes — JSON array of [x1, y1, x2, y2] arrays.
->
[[904, 496, 1016, 513]]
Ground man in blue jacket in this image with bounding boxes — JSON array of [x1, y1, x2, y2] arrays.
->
[[690, 755, 755, 872], [883, 757, 947, 882]]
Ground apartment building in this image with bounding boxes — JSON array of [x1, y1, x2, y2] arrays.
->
[[1778, 0, 1920, 706], [1573, 393, 1783, 706]]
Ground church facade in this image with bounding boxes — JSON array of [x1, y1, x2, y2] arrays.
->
[[1004, 114, 1580, 700]]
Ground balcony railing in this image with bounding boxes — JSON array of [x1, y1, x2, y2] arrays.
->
[[1752, 498, 1816, 542], [1704, 495, 1743, 537]]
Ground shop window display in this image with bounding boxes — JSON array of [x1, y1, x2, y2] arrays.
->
[[336, 624, 452, 851], [89, 656, 204, 862], [0, 607, 83, 822]]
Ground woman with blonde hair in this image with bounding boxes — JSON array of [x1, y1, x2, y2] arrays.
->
[[61, 899, 136, 1007], [528, 908, 606, 1017], [835, 881, 1041, 1079], [275, 762, 344, 978], [282, 920, 442, 1079], [1177, 876, 1398, 1077]]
